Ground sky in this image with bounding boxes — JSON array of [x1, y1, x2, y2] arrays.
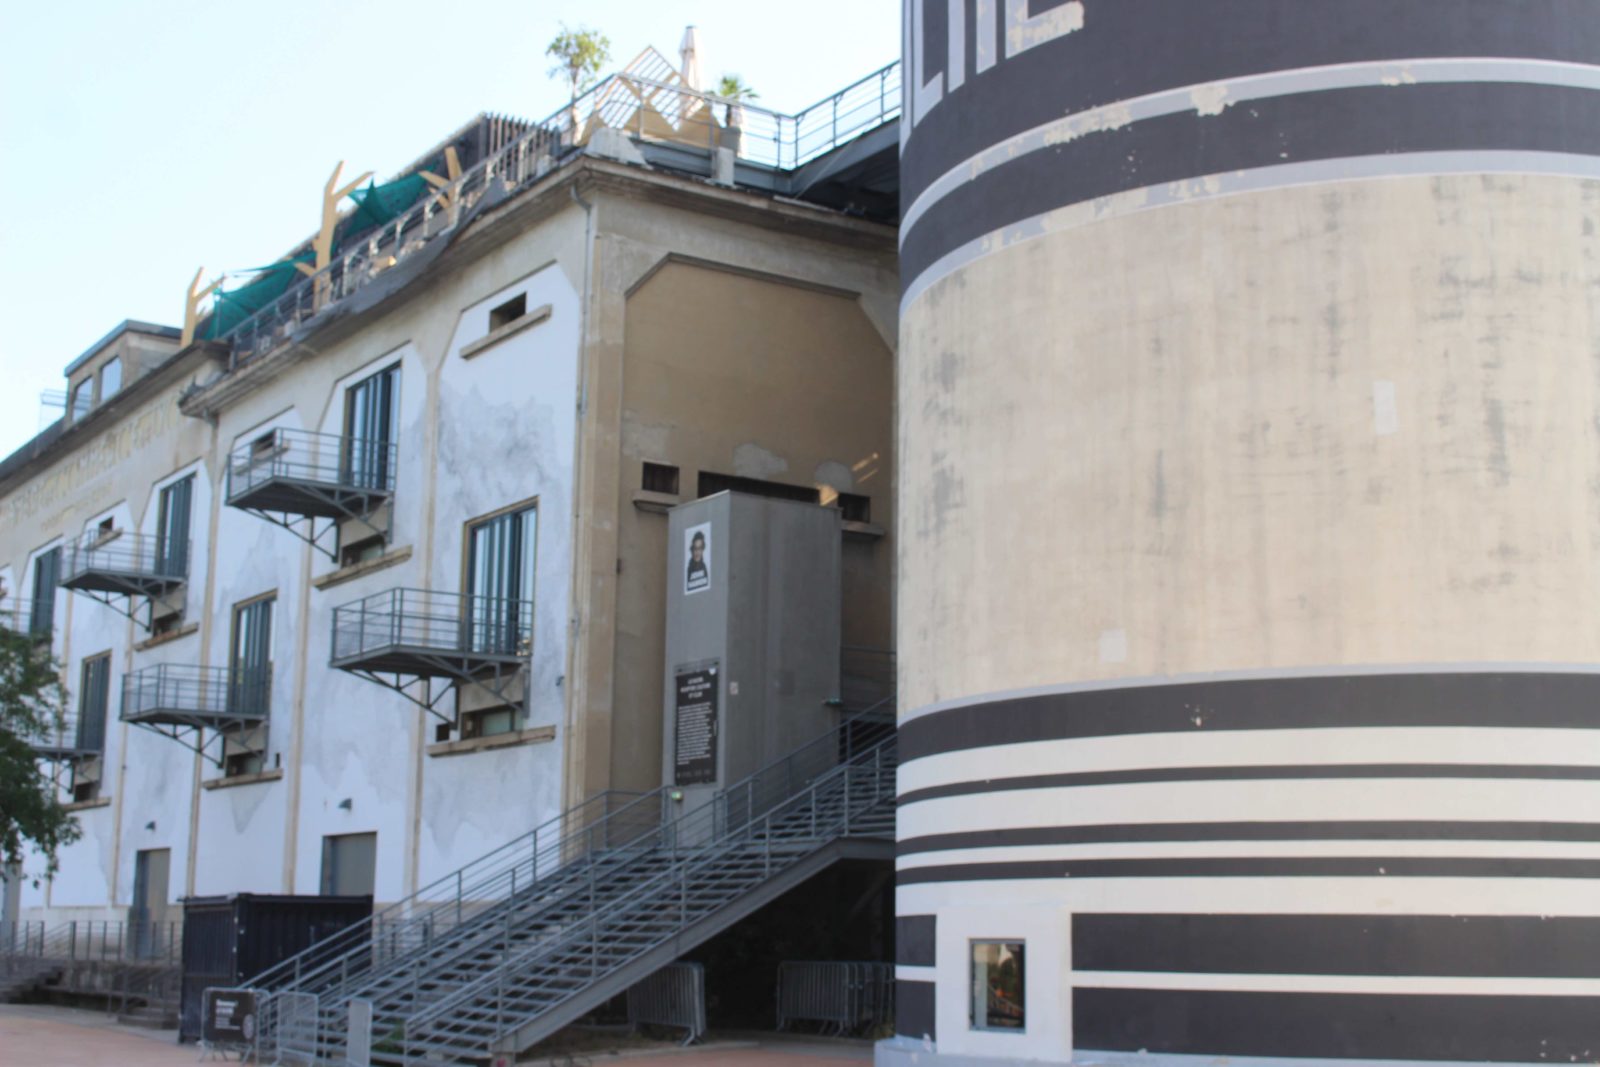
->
[[0, 0, 901, 458]]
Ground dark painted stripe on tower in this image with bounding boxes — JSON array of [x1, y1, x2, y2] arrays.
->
[[895, 979, 936, 1041], [895, 856, 1600, 886], [1073, 914, 1600, 977], [1072, 988, 1600, 1061], [901, 81, 1600, 295], [899, 764, 1600, 806], [896, 914, 936, 967], [898, 673, 1600, 763], [901, 0, 1600, 203], [897, 820, 1600, 856]]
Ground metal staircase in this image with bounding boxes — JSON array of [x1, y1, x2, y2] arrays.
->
[[251, 714, 895, 1064]]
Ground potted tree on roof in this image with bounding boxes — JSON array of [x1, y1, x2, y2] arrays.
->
[[716, 74, 758, 154]]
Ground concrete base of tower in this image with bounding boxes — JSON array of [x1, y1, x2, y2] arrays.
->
[[877, 1041, 1560, 1067]]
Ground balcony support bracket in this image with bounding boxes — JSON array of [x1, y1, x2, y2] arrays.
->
[[340, 657, 524, 728]]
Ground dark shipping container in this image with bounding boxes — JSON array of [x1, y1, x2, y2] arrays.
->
[[178, 893, 371, 1043]]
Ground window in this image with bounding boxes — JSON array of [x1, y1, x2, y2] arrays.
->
[[223, 726, 266, 779], [488, 294, 527, 331], [461, 705, 517, 740], [342, 364, 398, 492], [338, 535, 386, 569], [76, 653, 111, 756], [837, 492, 871, 523], [465, 503, 536, 656], [155, 476, 194, 581], [229, 596, 274, 717], [67, 382, 90, 421], [29, 548, 60, 638], [970, 941, 1025, 1032], [99, 357, 122, 401], [321, 832, 377, 897], [642, 462, 680, 495], [697, 471, 820, 505]]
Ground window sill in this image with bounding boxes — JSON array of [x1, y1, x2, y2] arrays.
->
[[201, 768, 283, 791], [135, 622, 198, 652], [63, 797, 110, 812], [459, 305, 553, 361], [313, 545, 413, 591], [631, 489, 680, 514], [842, 520, 885, 539], [427, 725, 555, 758]]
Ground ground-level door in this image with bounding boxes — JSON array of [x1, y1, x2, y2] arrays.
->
[[130, 847, 171, 959], [321, 832, 377, 897]]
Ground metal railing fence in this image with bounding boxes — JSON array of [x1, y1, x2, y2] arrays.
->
[[330, 587, 535, 661], [776, 960, 894, 1035], [227, 427, 399, 501], [626, 962, 706, 1045], [211, 61, 901, 371], [0, 919, 182, 965], [121, 663, 270, 724], [63, 531, 190, 585]]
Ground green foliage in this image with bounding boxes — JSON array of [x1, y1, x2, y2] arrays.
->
[[0, 626, 78, 881], [715, 74, 759, 102], [546, 24, 612, 102]]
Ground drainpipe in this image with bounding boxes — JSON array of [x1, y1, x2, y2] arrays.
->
[[563, 179, 597, 815]]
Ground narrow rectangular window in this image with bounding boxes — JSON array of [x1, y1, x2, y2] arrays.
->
[[697, 470, 820, 505], [229, 596, 274, 717], [465, 504, 536, 656], [488, 294, 527, 331], [29, 548, 60, 637], [642, 462, 680, 495], [99, 357, 123, 401], [342, 364, 399, 491], [970, 940, 1025, 1032], [155, 475, 194, 580], [76, 653, 111, 753]]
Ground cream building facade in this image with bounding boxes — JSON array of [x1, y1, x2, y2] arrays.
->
[[2, 75, 898, 944]]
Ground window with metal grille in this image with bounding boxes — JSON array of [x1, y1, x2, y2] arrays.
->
[[465, 503, 537, 659], [342, 363, 398, 492], [29, 548, 59, 637], [76, 653, 110, 754], [155, 475, 193, 580]]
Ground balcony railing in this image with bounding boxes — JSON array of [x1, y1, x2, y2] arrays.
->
[[226, 427, 396, 518], [331, 588, 533, 673], [25, 708, 101, 761], [61, 531, 189, 598], [121, 664, 269, 729], [201, 60, 901, 374], [0, 598, 52, 641]]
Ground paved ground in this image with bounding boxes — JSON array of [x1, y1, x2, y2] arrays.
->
[[0, 1004, 874, 1066]]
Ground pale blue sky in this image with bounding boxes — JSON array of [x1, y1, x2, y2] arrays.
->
[[0, 0, 900, 457]]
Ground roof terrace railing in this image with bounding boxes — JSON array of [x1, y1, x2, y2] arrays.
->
[[212, 61, 901, 371]]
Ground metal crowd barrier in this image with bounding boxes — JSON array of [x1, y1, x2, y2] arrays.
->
[[776, 960, 894, 1035], [626, 962, 706, 1046]]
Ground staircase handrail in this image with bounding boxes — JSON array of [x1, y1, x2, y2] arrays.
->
[[401, 735, 896, 1050], [246, 786, 652, 994], [251, 708, 887, 1002]]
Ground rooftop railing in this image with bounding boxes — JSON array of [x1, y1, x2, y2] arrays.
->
[[121, 664, 270, 727], [61, 531, 189, 591], [330, 587, 533, 667], [226, 427, 396, 513], [210, 61, 901, 371]]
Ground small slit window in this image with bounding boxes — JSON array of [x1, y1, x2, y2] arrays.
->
[[837, 492, 871, 523], [489, 294, 527, 332], [642, 462, 680, 495]]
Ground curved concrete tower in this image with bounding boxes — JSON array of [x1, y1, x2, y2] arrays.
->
[[890, 3, 1600, 1063]]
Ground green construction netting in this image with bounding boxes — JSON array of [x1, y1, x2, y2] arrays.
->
[[344, 174, 430, 237], [207, 254, 315, 339]]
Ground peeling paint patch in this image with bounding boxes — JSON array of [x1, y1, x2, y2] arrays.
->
[[732, 443, 789, 480], [814, 460, 853, 493], [1190, 83, 1232, 117], [1005, 0, 1084, 59]]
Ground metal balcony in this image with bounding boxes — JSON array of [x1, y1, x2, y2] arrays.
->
[[25, 710, 99, 763], [330, 587, 531, 723], [226, 429, 395, 560], [120, 664, 269, 766], [0, 598, 52, 642], [60, 532, 187, 632]]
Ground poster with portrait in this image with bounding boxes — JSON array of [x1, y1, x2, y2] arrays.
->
[[684, 521, 712, 595]]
